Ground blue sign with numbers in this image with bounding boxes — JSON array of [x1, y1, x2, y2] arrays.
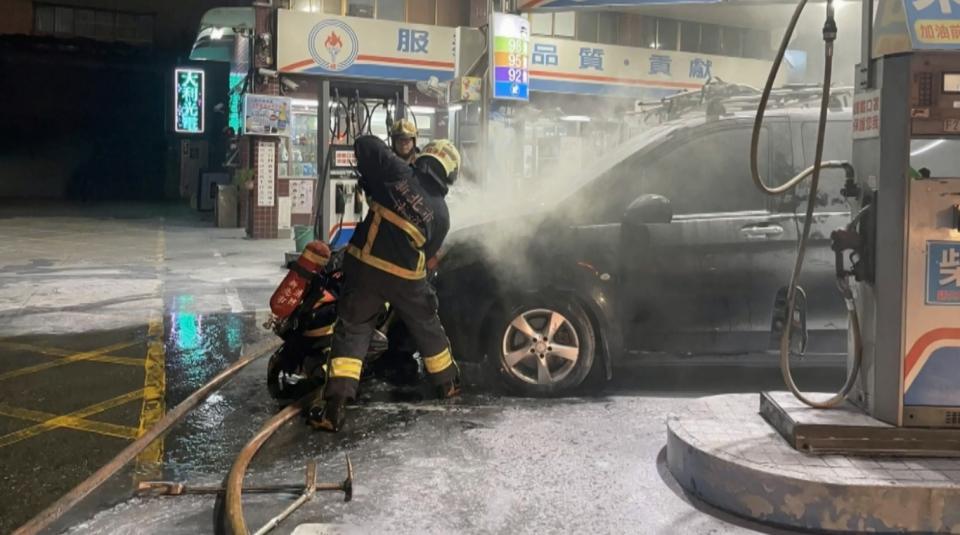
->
[[927, 241, 960, 305]]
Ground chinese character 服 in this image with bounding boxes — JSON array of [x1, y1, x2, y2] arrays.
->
[[398, 29, 429, 53], [689, 58, 713, 79], [532, 43, 559, 66], [649, 54, 672, 76], [941, 247, 960, 287], [579, 47, 604, 70], [913, 0, 960, 14]]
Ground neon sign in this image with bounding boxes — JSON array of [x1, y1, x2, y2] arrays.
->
[[175, 68, 205, 134]]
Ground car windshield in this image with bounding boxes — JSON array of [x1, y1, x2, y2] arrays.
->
[[446, 120, 691, 230]]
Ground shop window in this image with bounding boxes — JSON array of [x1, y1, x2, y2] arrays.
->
[[744, 29, 772, 60], [656, 18, 678, 51], [700, 24, 721, 55], [576, 12, 598, 42], [679, 21, 699, 53], [407, 0, 437, 25], [597, 12, 618, 45], [347, 0, 375, 18], [554, 11, 575, 37], [531, 13, 552, 35], [378, 0, 405, 21], [638, 16, 657, 48], [35, 5, 54, 33], [721, 27, 743, 57], [54, 6, 73, 34], [94, 10, 115, 40], [74, 9, 96, 38]]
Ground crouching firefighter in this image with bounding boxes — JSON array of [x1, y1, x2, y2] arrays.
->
[[308, 135, 462, 432]]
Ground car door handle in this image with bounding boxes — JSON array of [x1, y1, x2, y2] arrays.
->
[[740, 224, 784, 238]]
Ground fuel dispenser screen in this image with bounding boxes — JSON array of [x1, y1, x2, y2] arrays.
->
[[944, 73, 960, 93]]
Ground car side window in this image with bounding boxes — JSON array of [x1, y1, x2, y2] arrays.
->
[[797, 120, 852, 211], [644, 126, 769, 215]]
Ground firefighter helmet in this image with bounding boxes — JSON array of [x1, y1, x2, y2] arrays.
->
[[390, 118, 417, 140], [418, 140, 461, 184]]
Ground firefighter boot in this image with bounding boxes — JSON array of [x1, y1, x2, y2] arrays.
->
[[436, 365, 462, 400], [308, 396, 347, 432]]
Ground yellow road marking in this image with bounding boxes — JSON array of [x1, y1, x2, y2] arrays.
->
[[0, 341, 138, 381], [0, 389, 145, 448], [0, 404, 140, 440], [0, 340, 142, 368], [135, 225, 166, 479]]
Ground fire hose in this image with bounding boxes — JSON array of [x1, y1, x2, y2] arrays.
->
[[12, 337, 282, 535], [749, 0, 863, 409]]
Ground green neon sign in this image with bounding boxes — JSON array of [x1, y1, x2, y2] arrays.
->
[[175, 68, 205, 134]]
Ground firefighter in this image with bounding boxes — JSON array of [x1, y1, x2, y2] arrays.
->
[[308, 135, 462, 432], [389, 118, 419, 164]]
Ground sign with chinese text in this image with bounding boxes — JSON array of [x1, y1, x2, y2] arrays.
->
[[243, 94, 292, 136], [257, 141, 276, 207], [853, 90, 882, 139], [276, 10, 772, 98], [927, 241, 960, 305], [278, 11, 456, 83], [905, 0, 960, 49], [289, 179, 314, 214], [175, 68, 204, 134], [491, 13, 530, 101]]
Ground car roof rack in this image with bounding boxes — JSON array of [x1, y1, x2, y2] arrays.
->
[[633, 78, 854, 127]]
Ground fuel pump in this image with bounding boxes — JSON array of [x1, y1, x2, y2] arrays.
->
[[313, 81, 409, 248], [755, 0, 960, 447]]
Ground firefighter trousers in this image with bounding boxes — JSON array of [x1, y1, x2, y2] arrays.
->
[[323, 255, 457, 400]]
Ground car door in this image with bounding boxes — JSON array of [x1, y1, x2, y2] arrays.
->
[[620, 121, 794, 354]]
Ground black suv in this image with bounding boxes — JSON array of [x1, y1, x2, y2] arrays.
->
[[433, 105, 955, 396]]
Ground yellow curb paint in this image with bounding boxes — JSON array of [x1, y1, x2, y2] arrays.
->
[[135, 224, 166, 480]]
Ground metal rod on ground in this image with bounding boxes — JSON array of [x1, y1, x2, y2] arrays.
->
[[137, 482, 304, 496], [12, 337, 283, 535], [252, 462, 318, 535]]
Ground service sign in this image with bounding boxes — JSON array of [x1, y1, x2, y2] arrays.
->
[[175, 68, 204, 134], [927, 241, 960, 305], [490, 13, 530, 101], [904, 0, 960, 49], [243, 94, 292, 137]]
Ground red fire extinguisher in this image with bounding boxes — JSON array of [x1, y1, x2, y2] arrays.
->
[[269, 241, 332, 320]]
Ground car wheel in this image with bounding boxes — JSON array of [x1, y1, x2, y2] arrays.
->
[[490, 296, 596, 396]]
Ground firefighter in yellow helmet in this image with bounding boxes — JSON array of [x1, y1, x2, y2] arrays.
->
[[309, 136, 462, 432], [389, 118, 419, 164]]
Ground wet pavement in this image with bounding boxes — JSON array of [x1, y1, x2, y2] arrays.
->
[[0, 203, 848, 534]]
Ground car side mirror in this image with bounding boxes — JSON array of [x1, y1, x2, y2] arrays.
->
[[770, 286, 809, 355], [623, 194, 673, 226]]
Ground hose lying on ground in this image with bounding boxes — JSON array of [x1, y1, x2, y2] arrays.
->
[[13, 337, 282, 535]]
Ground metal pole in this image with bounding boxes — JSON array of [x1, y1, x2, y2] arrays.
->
[[859, 0, 874, 89]]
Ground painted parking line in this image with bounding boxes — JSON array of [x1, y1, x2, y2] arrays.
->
[[0, 404, 140, 441], [0, 389, 145, 448], [0, 341, 139, 381], [0, 340, 143, 368], [135, 224, 166, 479]]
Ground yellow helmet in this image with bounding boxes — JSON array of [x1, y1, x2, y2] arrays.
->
[[418, 139, 461, 181], [390, 118, 417, 139]]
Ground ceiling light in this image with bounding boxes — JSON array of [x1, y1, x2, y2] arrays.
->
[[210, 27, 225, 40], [447, 105, 463, 113], [560, 115, 591, 122], [409, 106, 436, 114]]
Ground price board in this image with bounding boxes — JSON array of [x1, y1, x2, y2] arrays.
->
[[490, 13, 530, 101]]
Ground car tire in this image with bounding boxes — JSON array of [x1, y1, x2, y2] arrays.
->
[[488, 295, 596, 397]]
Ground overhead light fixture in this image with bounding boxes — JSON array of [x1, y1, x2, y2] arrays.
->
[[560, 115, 591, 123], [409, 106, 436, 114], [291, 98, 318, 107], [210, 27, 225, 40], [447, 104, 463, 113]]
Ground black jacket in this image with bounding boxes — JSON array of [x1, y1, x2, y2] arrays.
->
[[348, 135, 450, 280]]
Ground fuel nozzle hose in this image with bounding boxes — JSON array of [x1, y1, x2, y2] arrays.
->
[[749, 0, 863, 409]]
